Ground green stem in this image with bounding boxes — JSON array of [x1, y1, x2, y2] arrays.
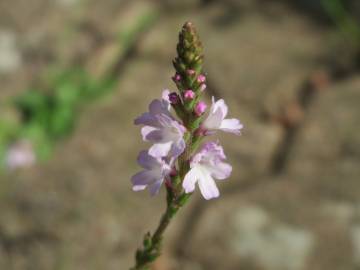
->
[[132, 137, 194, 270], [131, 191, 190, 270]]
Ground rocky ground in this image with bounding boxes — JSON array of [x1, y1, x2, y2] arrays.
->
[[0, 0, 360, 269]]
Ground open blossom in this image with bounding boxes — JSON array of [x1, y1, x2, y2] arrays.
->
[[182, 142, 232, 200], [202, 97, 243, 135], [135, 90, 186, 158], [132, 151, 172, 196], [134, 90, 172, 127], [141, 114, 186, 158]]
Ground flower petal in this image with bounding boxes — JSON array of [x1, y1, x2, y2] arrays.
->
[[137, 150, 159, 170], [134, 112, 155, 126], [170, 138, 186, 157], [149, 180, 163, 196], [148, 142, 172, 157], [149, 98, 171, 117], [183, 167, 201, 193], [203, 101, 224, 129], [135, 90, 172, 127], [155, 113, 174, 127], [211, 98, 228, 116], [198, 169, 220, 200], [144, 129, 164, 142], [162, 89, 171, 103], [132, 185, 147, 191], [131, 170, 157, 190], [207, 162, 232, 180], [141, 126, 157, 141], [149, 99, 166, 115], [219, 119, 243, 135]]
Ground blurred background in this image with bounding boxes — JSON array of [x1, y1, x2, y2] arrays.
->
[[0, 0, 360, 269]]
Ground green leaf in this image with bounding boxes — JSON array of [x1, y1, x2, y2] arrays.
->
[[49, 105, 75, 138], [20, 124, 53, 161], [55, 83, 81, 107]]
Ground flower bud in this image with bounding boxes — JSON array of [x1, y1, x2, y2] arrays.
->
[[169, 92, 180, 104], [184, 90, 195, 100], [197, 74, 206, 83], [172, 73, 181, 82], [194, 101, 207, 116], [187, 69, 196, 76], [174, 22, 204, 76], [200, 83, 207, 92]]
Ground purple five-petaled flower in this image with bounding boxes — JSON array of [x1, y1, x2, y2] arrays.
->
[[202, 97, 243, 135], [135, 90, 186, 158], [182, 142, 232, 200], [134, 90, 173, 127], [131, 151, 172, 196]]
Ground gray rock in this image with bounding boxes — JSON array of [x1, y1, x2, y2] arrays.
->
[[351, 225, 360, 266], [232, 205, 315, 270]]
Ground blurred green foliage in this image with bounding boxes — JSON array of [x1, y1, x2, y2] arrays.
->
[[322, 0, 360, 46], [0, 68, 116, 166], [0, 9, 157, 170]]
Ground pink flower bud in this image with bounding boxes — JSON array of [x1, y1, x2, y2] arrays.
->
[[172, 73, 181, 82], [194, 101, 207, 116], [184, 90, 195, 100], [197, 74, 206, 83], [169, 92, 180, 104], [200, 83, 207, 92], [187, 69, 196, 76]]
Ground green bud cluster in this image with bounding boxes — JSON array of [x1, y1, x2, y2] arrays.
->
[[173, 22, 204, 79], [172, 22, 206, 127]]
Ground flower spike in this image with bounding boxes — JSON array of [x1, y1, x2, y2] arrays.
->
[[131, 22, 243, 270]]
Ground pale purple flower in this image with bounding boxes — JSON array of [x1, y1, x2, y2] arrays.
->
[[183, 142, 232, 200], [202, 97, 243, 135], [200, 83, 207, 92], [5, 140, 36, 170], [184, 90, 195, 100], [134, 90, 172, 126], [131, 151, 172, 196], [194, 101, 207, 116], [134, 90, 186, 158], [141, 114, 186, 158]]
